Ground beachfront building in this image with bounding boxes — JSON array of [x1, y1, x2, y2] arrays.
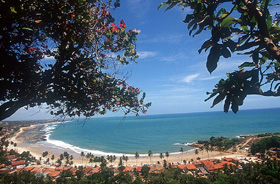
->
[[178, 164, 197, 173], [149, 164, 164, 174], [11, 160, 25, 167]]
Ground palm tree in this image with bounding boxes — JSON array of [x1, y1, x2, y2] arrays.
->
[[206, 146, 210, 158], [180, 148, 184, 162], [210, 145, 214, 157], [159, 153, 164, 162], [86, 153, 91, 166], [195, 149, 199, 160], [148, 150, 153, 163], [200, 146, 204, 159], [123, 155, 128, 166], [135, 152, 139, 166], [81, 152, 85, 165], [165, 151, 169, 162]]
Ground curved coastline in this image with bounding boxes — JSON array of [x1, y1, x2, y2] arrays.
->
[[43, 123, 197, 157], [9, 122, 248, 167]]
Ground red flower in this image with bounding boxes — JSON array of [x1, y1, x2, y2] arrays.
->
[[111, 23, 118, 31], [119, 20, 126, 29]]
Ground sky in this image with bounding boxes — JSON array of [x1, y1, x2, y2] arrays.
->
[[5, 0, 280, 121]]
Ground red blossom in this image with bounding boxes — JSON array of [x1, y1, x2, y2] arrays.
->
[[111, 23, 118, 31], [119, 20, 126, 29]]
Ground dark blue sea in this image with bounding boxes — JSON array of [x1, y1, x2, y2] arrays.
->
[[43, 108, 280, 156]]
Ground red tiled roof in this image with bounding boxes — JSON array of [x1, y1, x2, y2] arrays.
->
[[23, 167, 34, 172], [186, 164, 197, 170], [43, 168, 55, 173], [136, 166, 142, 172], [48, 171, 61, 177], [55, 166, 71, 171], [201, 160, 215, 171], [7, 155, 16, 160], [149, 164, 163, 173], [123, 166, 131, 172], [178, 164, 187, 170], [31, 167, 41, 173], [71, 168, 77, 176], [84, 167, 92, 174], [0, 164, 5, 168], [91, 167, 100, 174], [11, 160, 25, 166]]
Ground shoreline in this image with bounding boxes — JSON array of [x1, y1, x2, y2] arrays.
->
[[8, 122, 250, 167]]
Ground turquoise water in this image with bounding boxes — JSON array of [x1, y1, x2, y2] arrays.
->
[[46, 108, 280, 155]]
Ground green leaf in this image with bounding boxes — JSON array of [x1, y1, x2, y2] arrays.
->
[[238, 62, 255, 69], [22, 27, 33, 31], [165, 2, 177, 12], [206, 45, 222, 73], [211, 94, 225, 108], [221, 17, 235, 27], [266, 15, 272, 30], [10, 7, 17, 13], [231, 99, 238, 113], [222, 47, 231, 58], [114, 0, 120, 8], [224, 97, 230, 113], [158, 2, 167, 10], [198, 40, 212, 54], [216, 8, 226, 17], [240, 26, 249, 32]]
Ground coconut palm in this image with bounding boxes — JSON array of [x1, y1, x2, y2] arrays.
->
[[195, 149, 199, 159], [86, 153, 91, 166], [165, 151, 169, 162], [180, 148, 184, 162], [206, 145, 210, 158], [159, 153, 164, 162], [200, 146, 204, 159], [135, 152, 139, 166], [148, 150, 153, 163], [81, 152, 85, 165]]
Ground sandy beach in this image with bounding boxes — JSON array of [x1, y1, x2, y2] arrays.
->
[[8, 122, 248, 167]]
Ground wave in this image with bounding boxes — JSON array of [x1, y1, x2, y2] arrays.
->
[[173, 142, 195, 146], [39, 124, 196, 157], [41, 123, 138, 157]]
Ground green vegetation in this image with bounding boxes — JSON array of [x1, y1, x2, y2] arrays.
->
[[0, 0, 150, 121], [251, 136, 280, 154], [0, 158, 280, 183], [257, 133, 280, 137], [160, 0, 280, 113], [198, 136, 241, 151]]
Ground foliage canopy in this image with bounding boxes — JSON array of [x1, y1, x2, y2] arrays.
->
[[160, 0, 280, 113], [0, 0, 151, 120]]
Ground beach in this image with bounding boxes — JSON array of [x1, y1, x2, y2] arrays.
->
[[8, 122, 248, 167]]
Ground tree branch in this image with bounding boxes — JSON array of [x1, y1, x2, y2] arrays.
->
[[0, 100, 28, 121], [243, 0, 280, 62]]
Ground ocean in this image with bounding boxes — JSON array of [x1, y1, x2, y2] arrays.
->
[[41, 108, 280, 157]]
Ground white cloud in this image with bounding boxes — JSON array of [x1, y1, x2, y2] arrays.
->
[[181, 74, 200, 83], [160, 53, 189, 62], [138, 51, 157, 59], [200, 76, 221, 81]]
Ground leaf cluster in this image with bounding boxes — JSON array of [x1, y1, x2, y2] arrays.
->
[[159, 0, 280, 113], [0, 0, 150, 120]]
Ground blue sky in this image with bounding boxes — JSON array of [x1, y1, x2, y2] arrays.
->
[[5, 0, 280, 121]]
